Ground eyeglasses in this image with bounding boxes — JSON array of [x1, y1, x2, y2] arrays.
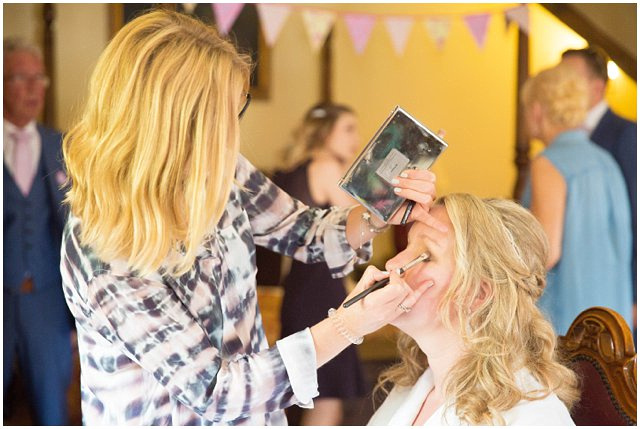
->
[[239, 93, 251, 119], [5, 73, 50, 88]]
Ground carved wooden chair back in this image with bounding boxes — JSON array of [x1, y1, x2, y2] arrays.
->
[[558, 306, 636, 425]]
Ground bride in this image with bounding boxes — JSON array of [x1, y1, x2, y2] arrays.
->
[[368, 194, 578, 425]]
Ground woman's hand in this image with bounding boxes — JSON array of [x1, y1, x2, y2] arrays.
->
[[383, 129, 447, 231], [336, 265, 430, 338], [310, 265, 430, 367]]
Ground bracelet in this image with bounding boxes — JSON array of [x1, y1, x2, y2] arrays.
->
[[361, 211, 390, 234], [327, 308, 364, 345]]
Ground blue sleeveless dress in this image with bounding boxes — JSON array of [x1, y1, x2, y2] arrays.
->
[[522, 129, 633, 334]]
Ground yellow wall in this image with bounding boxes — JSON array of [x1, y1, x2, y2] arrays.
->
[[239, 11, 321, 170], [330, 3, 519, 201], [325, 3, 521, 264], [3, 3, 636, 265]]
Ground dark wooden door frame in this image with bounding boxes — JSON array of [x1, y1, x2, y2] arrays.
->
[[513, 28, 530, 201], [43, 4, 56, 128]]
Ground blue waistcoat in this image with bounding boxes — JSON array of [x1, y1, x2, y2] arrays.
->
[[4, 124, 66, 294], [4, 158, 61, 293]]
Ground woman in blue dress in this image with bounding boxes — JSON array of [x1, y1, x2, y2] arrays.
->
[[520, 64, 633, 334]]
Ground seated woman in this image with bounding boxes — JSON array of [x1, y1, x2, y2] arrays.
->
[[367, 193, 578, 425]]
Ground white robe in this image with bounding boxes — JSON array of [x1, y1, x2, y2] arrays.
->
[[368, 367, 575, 426]]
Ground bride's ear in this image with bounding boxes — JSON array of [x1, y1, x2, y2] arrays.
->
[[470, 281, 492, 311]]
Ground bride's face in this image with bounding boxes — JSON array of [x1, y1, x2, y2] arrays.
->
[[386, 205, 458, 336]]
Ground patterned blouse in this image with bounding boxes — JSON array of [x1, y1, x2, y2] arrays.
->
[[60, 155, 371, 425]]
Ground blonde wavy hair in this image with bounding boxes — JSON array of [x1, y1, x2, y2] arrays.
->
[[63, 9, 251, 275], [281, 102, 354, 169], [521, 64, 589, 129], [376, 194, 579, 424]]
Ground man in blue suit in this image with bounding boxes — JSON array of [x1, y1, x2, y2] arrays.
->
[[562, 46, 637, 329], [4, 37, 73, 425]]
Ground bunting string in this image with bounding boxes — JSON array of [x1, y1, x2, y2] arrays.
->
[[187, 3, 530, 56]]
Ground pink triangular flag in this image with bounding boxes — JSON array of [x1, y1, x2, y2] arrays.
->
[[463, 13, 491, 49], [256, 4, 292, 46], [343, 13, 377, 55], [505, 5, 530, 35], [301, 9, 337, 51], [212, 3, 245, 35], [384, 16, 413, 56], [424, 17, 452, 50]]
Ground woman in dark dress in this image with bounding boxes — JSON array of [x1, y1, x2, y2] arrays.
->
[[273, 103, 366, 425]]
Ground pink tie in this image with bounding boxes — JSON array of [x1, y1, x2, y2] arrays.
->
[[12, 130, 35, 196]]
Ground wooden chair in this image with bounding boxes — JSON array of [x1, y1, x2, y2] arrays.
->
[[558, 306, 637, 425]]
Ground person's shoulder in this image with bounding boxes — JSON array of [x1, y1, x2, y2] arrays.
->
[[504, 370, 575, 425], [308, 157, 341, 174], [308, 158, 344, 185], [367, 385, 413, 426], [503, 392, 575, 425]]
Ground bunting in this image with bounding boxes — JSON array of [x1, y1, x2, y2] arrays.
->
[[212, 3, 244, 35], [343, 13, 377, 55], [504, 5, 530, 35], [463, 13, 491, 49], [384, 16, 413, 56], [256, 4, 292, 46], [301, 9, 337, 51], [182, 3, 197, 15], [424, 17, 452, 50], [206, 3, 531, 55]]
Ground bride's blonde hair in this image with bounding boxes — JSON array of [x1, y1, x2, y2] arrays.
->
[[63, 9, 251, 275], [375, 194, 579, 424]]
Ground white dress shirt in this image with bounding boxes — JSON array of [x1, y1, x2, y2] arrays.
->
[[583, 100, 608, 134], [368, 367, 575, 426], [3, 119, 41, 179]]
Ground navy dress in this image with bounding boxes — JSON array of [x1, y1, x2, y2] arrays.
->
[[273, 162, 367, 399]]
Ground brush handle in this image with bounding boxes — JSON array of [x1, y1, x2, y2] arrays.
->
[[342, 277, 390, 308]]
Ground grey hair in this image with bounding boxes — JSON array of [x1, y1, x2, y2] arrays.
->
[[4, 37, 44, 61]]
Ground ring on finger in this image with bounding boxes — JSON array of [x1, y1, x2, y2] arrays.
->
[[398, 302, 412, 313]]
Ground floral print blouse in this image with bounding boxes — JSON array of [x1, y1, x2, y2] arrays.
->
[[60, 155, 371, 425]]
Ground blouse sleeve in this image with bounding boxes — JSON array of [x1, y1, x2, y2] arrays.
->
[[235, 155, 372, 279], [86, 272, 311, 423]]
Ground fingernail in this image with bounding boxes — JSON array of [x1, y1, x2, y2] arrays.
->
[[400, 172, 408, 178], [394, 187, 402, 194], [391, 178, 399, 185], [380, 270, 389, 275]]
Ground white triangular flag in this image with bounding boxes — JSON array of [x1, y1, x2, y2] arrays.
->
[[384, 16, 413, 56], [424, 17, 452, 50], [182, 3, 197, 14], [256, 4, 292, 47], [301, 8, 337, 51], [505, 5, 530, 35]]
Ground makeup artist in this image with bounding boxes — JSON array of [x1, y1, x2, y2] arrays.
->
[[59, 9, 443, 426]]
